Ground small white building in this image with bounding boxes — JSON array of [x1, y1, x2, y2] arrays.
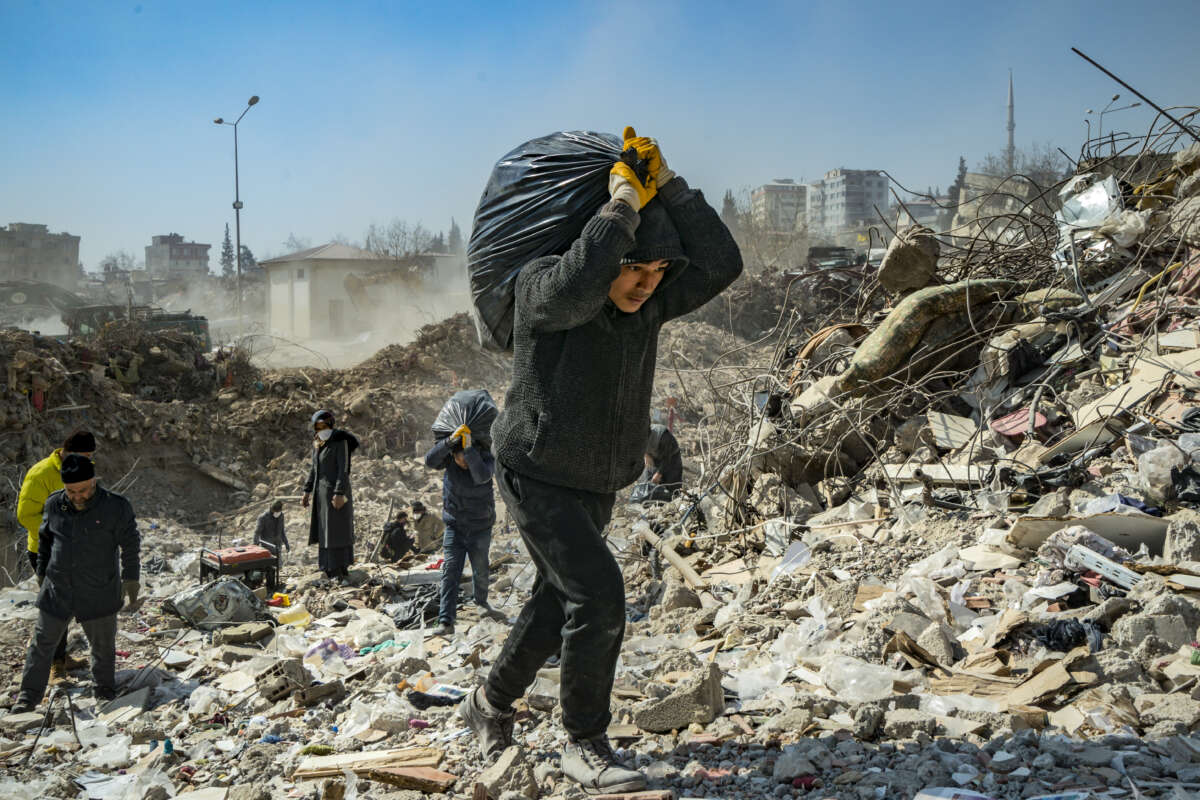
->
[[260, 243, 393, 340]]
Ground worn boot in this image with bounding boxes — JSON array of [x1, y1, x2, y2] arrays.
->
[[10, 697, 36, 714], [562, 737, 647, 794], [458, 686, 515, 763], [431, 621, 454, 638]]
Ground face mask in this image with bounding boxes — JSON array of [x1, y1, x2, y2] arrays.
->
[[317, 429, 333, 441], [414, 512, 423, 520], [272, 511, 282, 518]]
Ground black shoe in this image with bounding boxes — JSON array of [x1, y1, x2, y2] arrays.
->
[[10, 699, 35, 714], [458, 687, 515, 763], [431, 622, 454, 637], [94, 686, 117, 703]]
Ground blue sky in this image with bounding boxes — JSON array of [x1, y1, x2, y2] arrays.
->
[[2, 0, 1197, 270]]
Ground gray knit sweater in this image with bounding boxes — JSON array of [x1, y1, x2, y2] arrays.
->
[[492, 177, 742, 493]]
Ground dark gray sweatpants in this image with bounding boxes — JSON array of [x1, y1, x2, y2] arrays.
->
[[19, 609, 117, 704]]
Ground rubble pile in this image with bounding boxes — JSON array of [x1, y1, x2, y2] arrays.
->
[[10, 128, 1200, 798]]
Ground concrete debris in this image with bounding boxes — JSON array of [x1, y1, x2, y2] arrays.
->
[[631, 652, 725, 733], [476, 746, 538, 799]]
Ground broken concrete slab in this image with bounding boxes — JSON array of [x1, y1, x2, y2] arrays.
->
[[212, 620, 274, 645], [1135, 693, 1200, 728], [632, 652, 724, 733], [477, 745, 538, 799]]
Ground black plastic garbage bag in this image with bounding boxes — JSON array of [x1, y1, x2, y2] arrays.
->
[[432, 389, 499, 446], [467, 130, 624, 350]]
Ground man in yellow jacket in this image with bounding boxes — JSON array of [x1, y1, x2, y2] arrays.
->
[[17, 429, 97, 672]]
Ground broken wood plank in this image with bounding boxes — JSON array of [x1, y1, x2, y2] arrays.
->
[[634, 524, 706, 590], [367, 766, 457, 792], [292, 746, 443, 779]]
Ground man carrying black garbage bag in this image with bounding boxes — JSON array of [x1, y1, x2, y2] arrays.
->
[[458, 127, 742, 794]]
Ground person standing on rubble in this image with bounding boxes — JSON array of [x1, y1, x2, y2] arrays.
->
[[16, 429, 98, 677], [302, 410, 359, 583], [12, 454, 140, 711], [636, 422, 684, 502], [410, 500, 444, 555], [458, 128, 742, 794], [423, 423, 505, 635], [254, 499, 290, 565]]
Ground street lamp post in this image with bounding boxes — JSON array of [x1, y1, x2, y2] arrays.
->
[[214, 95, 259, 336]]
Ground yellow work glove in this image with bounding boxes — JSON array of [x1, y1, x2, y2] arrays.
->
[[621, 126, 675, 188], [610, 126, 657, 210]]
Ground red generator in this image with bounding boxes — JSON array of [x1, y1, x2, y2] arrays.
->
[[199, 545, 279, 591]]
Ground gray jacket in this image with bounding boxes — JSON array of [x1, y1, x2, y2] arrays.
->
[[37, 486, 140, 622], [254, 510, 289, 552], [493, 177, 742, 493]]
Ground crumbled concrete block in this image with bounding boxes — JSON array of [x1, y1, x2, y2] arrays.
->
[[660, 583, 701, 613], [852, 705, 884, 740], [1135, 693, 1200, 729], [1112, 614, 1194, 649], [916, 622, 958, 666], [478, 745, 538, 799], [882, 708, 936, 740], [632, 652, 724, 733], [1166, 509, 1200, 563], [878, 225, 939, 294], [213, 621, 273, 645], [762, 706, 813, 734]]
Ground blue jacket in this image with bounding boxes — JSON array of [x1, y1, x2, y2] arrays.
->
[[423, 439, 496, 532]]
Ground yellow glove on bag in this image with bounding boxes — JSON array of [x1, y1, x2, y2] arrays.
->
[[621, 126, 675, 189]]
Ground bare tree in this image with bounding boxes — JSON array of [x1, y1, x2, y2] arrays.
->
[[725, 188, 809, 273], [977, 141, 1070, 191], [363, 219, 437, 259]]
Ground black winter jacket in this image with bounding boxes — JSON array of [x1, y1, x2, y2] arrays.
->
[[36, 486, 140, 621], [423, 438, 496, 532], [492, 177, 742, 493]]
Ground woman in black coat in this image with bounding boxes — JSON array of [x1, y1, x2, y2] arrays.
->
[[301, 410, 359, 580]]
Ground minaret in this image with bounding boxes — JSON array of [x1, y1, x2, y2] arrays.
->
[[1006, 70, 1015, 173]]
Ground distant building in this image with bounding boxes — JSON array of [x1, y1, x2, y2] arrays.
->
[[0, 222, 81, 288], [896, 198, 951, 230], [751, 179, 807, 232], [260, 243, 456, 340], [806, 169, 890, 235], [145, 233, 211, 278]]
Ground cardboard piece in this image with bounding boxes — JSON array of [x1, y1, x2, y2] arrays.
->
[[1005, 647, 1090, 709]]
